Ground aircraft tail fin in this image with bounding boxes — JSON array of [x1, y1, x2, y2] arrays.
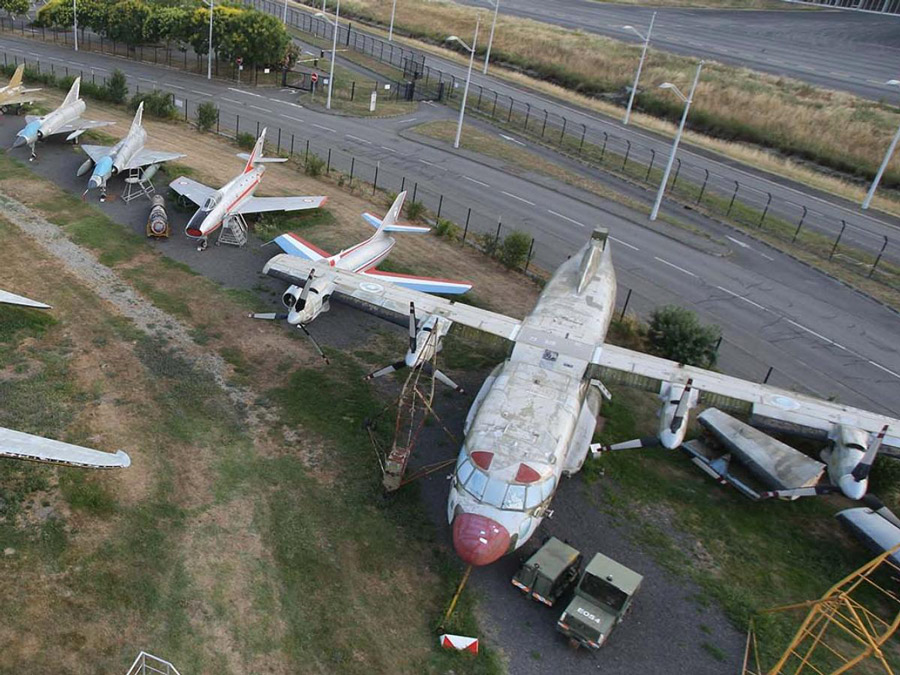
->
[[361, 191, 430, 234], [63, 76, 80, 106], [130, 101, 144, 134], [8, 63, 24, 89], [576, 228, 608, 294], [237, 128, 287, 170]]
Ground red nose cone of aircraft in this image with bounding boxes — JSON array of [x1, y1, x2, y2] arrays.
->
[[452, 513, 510, 566]]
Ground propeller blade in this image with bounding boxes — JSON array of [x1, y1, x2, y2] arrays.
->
[[852, 424, 888, 482], [862, 494, 900, 529], [296, 269, 315, 310], [249, 312, 289, 320], [670, 378, 694, 433], [434, 368, 465, 394], [761, 485, 838, 500], [408, 302, 417, 354], [592, 437, 660, 456], [364, 360, 407, 381], [297, 323, 329, 365]]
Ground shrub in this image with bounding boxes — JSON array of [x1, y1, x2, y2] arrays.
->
[[869, 456, 900, 503], [404, 199, 426, 222], [498, 230, 531, 269], [129, 90, 177, 119], [304, 154, 326, 177], [105, 69, 128, 104], [434, 218, 459, 240], [196, 101, 218, 132], [647, 305, 720, 369], [476, 232, 498, 257], [236, 132, 256, 150]]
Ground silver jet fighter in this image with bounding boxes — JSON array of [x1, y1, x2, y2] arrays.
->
[[12, 77, 113, 160], [0, 64, 42, 112], [76, 102, 185, 201], [169, 128, 327, 249], [261, 228, 900, 566]]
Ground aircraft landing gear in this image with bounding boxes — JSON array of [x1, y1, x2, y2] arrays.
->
[[197, 237, 208, 252]]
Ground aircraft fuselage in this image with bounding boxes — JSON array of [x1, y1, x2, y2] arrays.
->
[[185, 164, 265, 240]]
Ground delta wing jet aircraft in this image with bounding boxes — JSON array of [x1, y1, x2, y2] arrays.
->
[[0, 64, 42, 112], [0, 290, 131, 469], [252, 191, 471, 378], [258, 228, 900, 566], [12, 77, 112, 160], [76, 102, 185, 201], [169, 128, 327, 248]]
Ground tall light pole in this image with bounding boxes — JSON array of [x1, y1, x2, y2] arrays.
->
[[207, 0, 214, 80], [73, 0, 78, 51], [650, 60, 703, 222], [446, 17, 479, 149], [482, 0, 498, 75], [316, 0, 341, 110], [282, 0, 288, 23], [863, 79, 900, 210], [622, 12, 655, 125], [389, 0, 397, 41]]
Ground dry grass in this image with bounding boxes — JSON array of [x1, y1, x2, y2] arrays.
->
[[289, 0, 900, 215], [592, 0, 791, 6]]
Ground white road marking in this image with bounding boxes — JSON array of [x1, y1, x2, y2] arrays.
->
[[222, 97, 242, 104], [500, 133, 526, 147], [501, 190, 535, 206], [168, 84, 185, 90], [398, 117, 418, 123], [279, 113, 304, 122], [139, 77, 155, 83], [191, 89, 211, 97], [250, 105, 272, 113], [312, 123, 336, 133], [463, 176, 490, 187], [726, 235, 749, 249], [228, 87, 263, 98], [345, 134, 372, 145], [786, 320, 846, 350], [654, 257, 696, 277], [868, 360, 900, 380], [547, 209, 586, 228], [609, 236, 639, 251], [760, 252, 775, 261], [418, 159, 436, 166], [715, 285, 767, 311]]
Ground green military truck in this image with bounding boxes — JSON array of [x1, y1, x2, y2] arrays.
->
[[511, 537, 583, 607], [555, 552, 643, 649]]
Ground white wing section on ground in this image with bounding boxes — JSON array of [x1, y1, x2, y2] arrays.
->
[[0, 427, 131, 468], [595, 344, 900, 447], [361, 269, 472, 295], [79, 144, 111, 163], [125, 148, 187, 170], [54, 118, 114, 135], [0, 289, 50, 308], [263, 253, 521, 340], [168, 176, 216, 206], [235, 195, 328, 215]]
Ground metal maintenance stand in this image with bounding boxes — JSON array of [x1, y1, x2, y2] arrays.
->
[[217, 213, 249, 247], [122, 168, 156, 203]]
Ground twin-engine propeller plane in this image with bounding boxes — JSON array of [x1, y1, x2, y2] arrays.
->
[[12, 77, 113, 160], [256, 227, 900, 566], [0, 64, 42, 113], [252, 191, 472, 369], [76, 102, 185, 201], [169, 128, 327, 249], [0, 289, 131, 470]]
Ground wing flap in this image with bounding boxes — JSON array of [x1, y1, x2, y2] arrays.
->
[[235, 195, 328, 215], [168, 176, 215, 206], [0, 427, 130, 469]]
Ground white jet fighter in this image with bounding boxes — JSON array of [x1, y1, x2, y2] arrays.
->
[[0, 64, 42, 113], [258, 228, 900, 566], [0, 290, 131, 469], [12, 77, 113, 160], [169, 128, 327, 248], [252, 191, 471, 379], [76, 102, 185, 201]]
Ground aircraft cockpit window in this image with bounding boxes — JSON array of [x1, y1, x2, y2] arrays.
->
[[457, 458, 475, 486], [466, 469, 488, 500], [525, 484, 543, 509], [482, 478, 508, 507], [540, 476, 557, 501], [503, 485, 526, 510], [202, 195, 220, 211]]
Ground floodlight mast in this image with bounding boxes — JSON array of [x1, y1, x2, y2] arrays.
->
[[73, 0, 78, 51], [315, 1, 341, 110], [622, 12, 655, 125], [207, 0, 214, 80], [483, 0, 499, 75], [862, 79, 900, 210], [389, 0, 397, 41], [446, 17, 480, 149]]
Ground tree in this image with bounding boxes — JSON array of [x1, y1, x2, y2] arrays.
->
[[216, 9, 289, 66], [196, 101, 218, 131], [0, 0, 30, 19], [143, 6, 190, 47], [106, 0, 152, 45], [106, 69, 128, 104], [647, 305, 720, 369]]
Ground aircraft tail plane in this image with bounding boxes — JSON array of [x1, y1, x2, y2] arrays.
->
[[62, 76, 80, 106], [237, 127, 287, 173], [130, 101, 144, 134], [362, 191, 430, 234], [8, 63, 23, 89]]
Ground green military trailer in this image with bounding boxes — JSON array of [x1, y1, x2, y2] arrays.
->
[[511, 536, 583, 607], [556, 552, 643, 650]]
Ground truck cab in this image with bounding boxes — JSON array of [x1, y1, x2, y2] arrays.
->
[[511, 537, 582, 607], [556, 552, 643, 649]]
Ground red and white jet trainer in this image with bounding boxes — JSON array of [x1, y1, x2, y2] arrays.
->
[[251, 191, 472, 330], [168, 128, 327, 247]]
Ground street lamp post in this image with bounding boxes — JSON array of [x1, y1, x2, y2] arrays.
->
[[282, 0, 288, 24], [482, 0, 499, 75], [650, 60, 703, 222], [389, 0, 397, 41], [315, 0, 341, 110], [73, 0, 78, 51], [207, 0, 214, 80], [446, 17, 480, 149], [863, 79, 900, 210], [622, 12, 655, 125]]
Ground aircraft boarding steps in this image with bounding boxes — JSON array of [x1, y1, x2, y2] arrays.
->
[[125, 651, 181, 675]]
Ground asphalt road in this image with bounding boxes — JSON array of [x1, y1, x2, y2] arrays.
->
[[453, 0, 900, 101]]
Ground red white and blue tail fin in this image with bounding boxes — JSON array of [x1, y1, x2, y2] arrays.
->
[[363, 191, 430, 234], [237, 128, 287, 172]]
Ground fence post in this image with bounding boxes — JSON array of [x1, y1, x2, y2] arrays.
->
[[758, 193, 772, 228], [540, 110, 548, 138], [412, 181, 418, 202], [523, 237, 535, 274], [559, 117, 567, 146], [437, 194, 443, 219], [763, 366, 773, 384], [579, 124, 587, 154], [401, 176, 406, 192], [236, 114, 240, 136], [305, 139, 310, 164], [671, 158, 682, 189], [494, 219, 502, 251], [351, 81, 355, 101], [829, 220, 846, 260], [696, 169, 710, 205], [621, 140, 631, 171], [349, 157, 355, 187], [726, 181, 740, 217], [326, 148, 332, 174], [645, 149, 655, 183], [524, 103, 531, 130], [507, 99, 514, 124], [870, 236, 888, 278], [290, 133, 294, 156], [792, 206, 808, 242], [373, 162, 379, 193], [619, 288, 632, 320], [492, 91, 498, 119], [462, 208, 471, 244]]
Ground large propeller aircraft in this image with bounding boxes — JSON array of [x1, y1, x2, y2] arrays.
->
[[76, 102, 185, 201], [169, 128, 327, 249], [0, 290, 131, 469], [12, 77, 113, 160], [0, 64, 42, 113], [256, 228, 900, 566]]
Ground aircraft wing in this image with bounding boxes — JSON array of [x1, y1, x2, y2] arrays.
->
[[54, 118, 114, 135], [0, 93, 40, 106], [25, 114, 40, 123], [235, 195, 328, 215], [125, 148, 186, 170], [0, 288, 50, 308], [273, 233, 329, 261], [0, 426, 131, 469], [168, 176, 216, 206], [263, 253, 521, 340], [594, 344, 900, 448], [80, 144, 111, 163], [362, 268, 472, 295]]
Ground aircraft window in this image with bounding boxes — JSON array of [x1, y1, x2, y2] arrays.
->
[[202, 195, 219, 211], [525, 485, 542, 509], [456, 448, 468, 470], [457, 459, 474, 486], [466, 469, 488, 500], [847, 443, 865, 451], [482, 478, 508, 507], [518, 516, 532, 542], [503, 485, 526, 511], [540, 476, 557, 501]]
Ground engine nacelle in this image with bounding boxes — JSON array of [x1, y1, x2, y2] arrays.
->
[[142, 163, 160, 182], [76, 157, 94, 176], [282, 285, 302, 309], [657, 381, 698, 449]]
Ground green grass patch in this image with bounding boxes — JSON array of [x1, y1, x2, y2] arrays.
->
[[253, 206, 336, 240], [59, 470, 118, 517]]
